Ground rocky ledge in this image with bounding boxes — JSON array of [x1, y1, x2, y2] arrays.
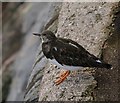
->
[[24, 2, 119, 102]]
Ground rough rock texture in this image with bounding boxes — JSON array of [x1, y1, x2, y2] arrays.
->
[[38, 2, 116, 101], [24, 2, 119, 102], [94, 3, 120, 101]]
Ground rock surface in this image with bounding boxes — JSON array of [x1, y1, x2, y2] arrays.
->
[[94, 3, 120, 101], [2, 2, 119, 102], [24, 2, 119, 102]]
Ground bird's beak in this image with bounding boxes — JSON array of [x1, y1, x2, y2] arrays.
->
[[33, 33, 41, 36]]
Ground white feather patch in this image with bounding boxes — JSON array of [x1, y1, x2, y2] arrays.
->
[[96, 60, 102, 63], [53, 47, 57, 51], [69, 42, 79, 48]]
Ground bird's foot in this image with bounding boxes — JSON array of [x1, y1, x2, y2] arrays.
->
[[55, 70, 70, 85]]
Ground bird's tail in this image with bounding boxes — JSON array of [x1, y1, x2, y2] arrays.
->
[[99, 62, 112, 69], [88, 56, 112, 69]]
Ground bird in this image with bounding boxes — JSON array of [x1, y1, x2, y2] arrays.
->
[[33, 30, 112, 85]]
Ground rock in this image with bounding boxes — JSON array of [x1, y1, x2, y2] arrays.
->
[[24, 2, 119, 102], [94, 3, 120, 101], [39, 2, 112, 101]]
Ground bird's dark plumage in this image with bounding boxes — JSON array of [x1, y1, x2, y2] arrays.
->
[[34, 30, 112, 70]]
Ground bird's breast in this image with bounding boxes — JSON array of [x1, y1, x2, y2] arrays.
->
[[48, 58, 82, 71], [42, 43, 53, 59]]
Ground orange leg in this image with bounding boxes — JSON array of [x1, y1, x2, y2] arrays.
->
[[55, 70, 70, 85]]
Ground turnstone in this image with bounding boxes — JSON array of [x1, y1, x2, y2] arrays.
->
[[33, 30, 112, 85]]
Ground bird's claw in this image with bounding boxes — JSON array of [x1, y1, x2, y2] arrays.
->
[[55, 70, 70, 85]]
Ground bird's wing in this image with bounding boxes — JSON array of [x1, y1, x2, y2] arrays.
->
[[58, 38, 88, 53], [48, 38, 111, 69], [51, 38, 95, 67]]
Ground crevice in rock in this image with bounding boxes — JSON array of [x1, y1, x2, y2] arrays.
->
[[94, 2, 120, 101]]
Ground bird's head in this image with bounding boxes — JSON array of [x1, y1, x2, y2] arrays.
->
[[33, 30, 56, 43]]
